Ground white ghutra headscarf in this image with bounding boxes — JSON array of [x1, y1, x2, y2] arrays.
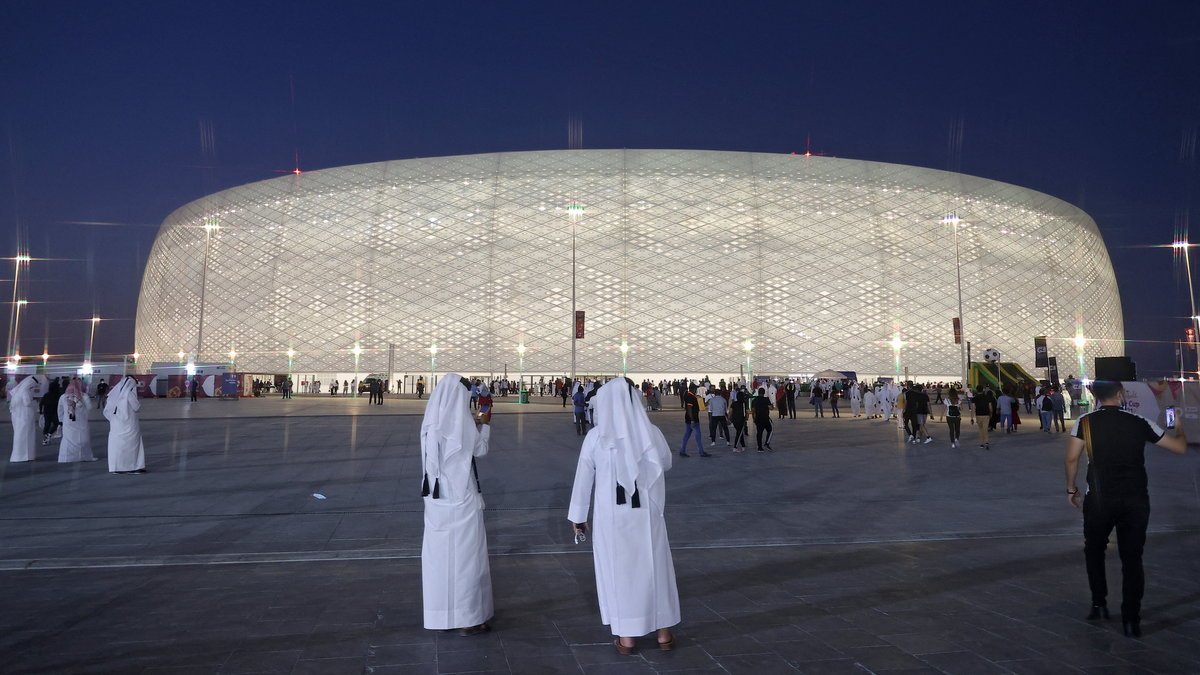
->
[[590, 378, 671, 506], [419, 373, 477, 499], [7, 375, 40, 411]]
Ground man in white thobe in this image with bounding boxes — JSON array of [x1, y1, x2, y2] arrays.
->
[[58, 377, 96, 463], [849, 382, 862, 417], [104, 376, 146, 473], [569, 378, 680, 654], [8, 375, 41, 462], [421, 374, 493, 635]]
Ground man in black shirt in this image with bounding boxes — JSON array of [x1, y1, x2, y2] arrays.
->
[[1064, 381, 1187, 637], [751, 387, 773, 452]]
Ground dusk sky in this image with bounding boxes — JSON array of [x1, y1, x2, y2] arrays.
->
[[2, 1, 1198, 377]]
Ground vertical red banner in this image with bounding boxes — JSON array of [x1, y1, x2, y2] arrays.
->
[[952, 317, 962, 345], [575, 311, 585, 339]]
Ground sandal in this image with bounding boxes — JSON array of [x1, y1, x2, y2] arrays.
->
[[459, 623, 491, 636], [657, 637, 675, 651], [613, 638, 635, 655]]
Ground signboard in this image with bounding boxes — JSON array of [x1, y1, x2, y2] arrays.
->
[[222, 372, 240, 397], [1047, 356, 1060, 388], [1034, 336, 1048, 368], [575, 310, 585, 339], [952, 318, 962, 345]]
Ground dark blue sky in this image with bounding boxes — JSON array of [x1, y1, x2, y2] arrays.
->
[[2, 1, 1198, 376]]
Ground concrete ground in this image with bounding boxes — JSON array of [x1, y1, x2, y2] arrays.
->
[[1, 393, 1198, 674]]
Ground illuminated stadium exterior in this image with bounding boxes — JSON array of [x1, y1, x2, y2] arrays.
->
[[135, 149, 1123, 381]]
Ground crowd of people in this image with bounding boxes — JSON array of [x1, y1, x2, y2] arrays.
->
[[7, 374, 146, 473], [7, 366, 1183, 645]]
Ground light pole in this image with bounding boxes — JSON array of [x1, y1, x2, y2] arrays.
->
[[196, 221, 219, 363], [429, 343, 438, 392], [86, 316, 100, 366], [945, 216, 970, 390], [228, 349, 237, 372], [890, 335, 905, 381], [619, 341, 629, 376], [743, 338, 754, 387], [517, 343, 526, 399], [11, 298, 28, 367], [567, 203, 584, 383], [287, 348, 296, 386], [1172, 240, 1199, 377], [7, 254, 30, 364], [352, 344, 363, 397]]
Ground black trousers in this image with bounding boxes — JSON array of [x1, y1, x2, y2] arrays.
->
[[732, 419, 747, 447], [755, 418, 772, 448], [709, 415, 729, 442], [785, 396, 796, 419], [946, 416, 961, 442], [1083, 493, 1150, 618]]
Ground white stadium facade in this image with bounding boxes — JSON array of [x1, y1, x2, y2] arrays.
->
[[135, 149, 1123, 382]]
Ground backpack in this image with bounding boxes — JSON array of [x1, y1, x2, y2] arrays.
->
[[946, 403, 961, 418], [1041, 396, 1054, 411]]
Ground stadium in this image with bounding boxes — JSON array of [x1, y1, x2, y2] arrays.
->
[[134, 149, 1123, 383]]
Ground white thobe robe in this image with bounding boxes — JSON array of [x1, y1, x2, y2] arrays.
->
[[568, 429, 681, 637], [879, 390, 891, 420], [8, 380, 39, 462], [850, 387, 861, 416], [57, 394, 95, 463], [422, 425, 492, 629], [104, 385, 145, 472], [863, 390, 876, 418]]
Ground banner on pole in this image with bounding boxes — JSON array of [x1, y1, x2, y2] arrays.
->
[[1048, 356, 1060, 388], [575, 311, 585, 339], [1034, 336, 1048, 368], [952, 318, 962, 345]]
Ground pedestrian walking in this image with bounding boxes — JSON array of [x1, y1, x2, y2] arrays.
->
[[1064, 380, 1187, 637]]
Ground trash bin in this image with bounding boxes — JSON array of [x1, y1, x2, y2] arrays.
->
[[518, 389, 529, 404]]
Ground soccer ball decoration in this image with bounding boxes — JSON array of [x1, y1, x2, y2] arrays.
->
[[983, 348, 1001, 363]]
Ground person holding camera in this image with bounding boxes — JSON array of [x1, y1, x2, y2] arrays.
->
[[1064, 380, 1188, 637]]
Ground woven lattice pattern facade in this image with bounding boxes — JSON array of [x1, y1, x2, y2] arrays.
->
[[135, 150, 1123, 378]]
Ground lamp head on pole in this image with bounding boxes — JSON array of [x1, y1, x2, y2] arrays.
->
[[742, 339, 754, 353], [517, 344, 526, 356], [1072, 335, 1087, 349]]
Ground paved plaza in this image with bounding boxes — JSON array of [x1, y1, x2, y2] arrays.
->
[[1, 393, 1199, 674]]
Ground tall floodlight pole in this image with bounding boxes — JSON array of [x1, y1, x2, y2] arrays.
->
[[429, 343, 438, 392], [946, 217, 970, 390], [743, 339, 754, 387], [85, 316, 100, 379], [517, 343, 526, 399], [287, 349, 296, 384], [196, 221, 219, 363], [352, 344, 363, 397], [11, 299, 28, 366], [619, 341, 629, 376], [1172, 240, 1199, 377], [568, 204, 584, 383], [7, 254, 30, 364], [891, 335, 905, 380]]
